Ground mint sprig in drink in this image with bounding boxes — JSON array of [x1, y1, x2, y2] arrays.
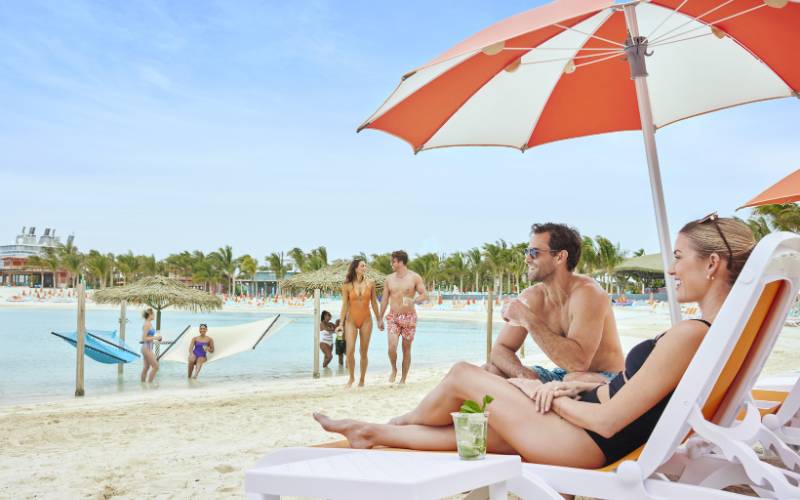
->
[[452, 395, 493, 460]]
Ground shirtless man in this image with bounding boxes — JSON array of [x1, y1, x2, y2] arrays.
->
[[378, 250, 427, 384], [487, 223, 624, 384]]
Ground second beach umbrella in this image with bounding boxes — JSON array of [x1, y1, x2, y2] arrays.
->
[[740, 168, 800, 209], [358, 0, 800, 324]]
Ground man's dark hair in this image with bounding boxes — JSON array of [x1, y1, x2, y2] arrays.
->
[[391, 250, 409, 265], [531, 223, 582, 272]]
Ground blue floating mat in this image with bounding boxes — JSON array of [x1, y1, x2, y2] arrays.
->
[[51, 329, 141, 364]]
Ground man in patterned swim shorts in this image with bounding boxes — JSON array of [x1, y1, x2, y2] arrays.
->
[[378, 250, 427, 384]]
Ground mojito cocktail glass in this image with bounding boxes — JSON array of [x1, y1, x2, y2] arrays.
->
[[451, 412, 489, 460]]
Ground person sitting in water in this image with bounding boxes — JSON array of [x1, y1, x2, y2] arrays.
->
[[320, 311, 336, 368], [314, 216, 755, 469], [188, 323, 215, 379]]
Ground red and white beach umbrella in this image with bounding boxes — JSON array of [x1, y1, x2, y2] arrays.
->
[[359, 0, 800, 323]]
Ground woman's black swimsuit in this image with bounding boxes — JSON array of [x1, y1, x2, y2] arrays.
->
[[579, 318, 711, 465]]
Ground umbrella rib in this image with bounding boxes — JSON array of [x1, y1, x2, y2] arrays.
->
[[504, 46, 622, 52], [650, 3, 766, 46], [646, 0, 689, 41], [553, 23, 623, 47], [519, 50, 623, 67], [574, 52, 625, 70], [648, 31, 714, 48]]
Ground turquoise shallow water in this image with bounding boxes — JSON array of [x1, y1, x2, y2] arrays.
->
[[0, 307, 500, 405]]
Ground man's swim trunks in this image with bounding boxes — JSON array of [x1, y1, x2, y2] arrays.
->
[[386, 312, 417, 342], [531, 365, 618, 383]]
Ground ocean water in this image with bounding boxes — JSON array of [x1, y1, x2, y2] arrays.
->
[[0, 307, 504, 405]]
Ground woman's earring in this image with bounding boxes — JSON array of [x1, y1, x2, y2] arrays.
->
[[706, 274, 712, 280]]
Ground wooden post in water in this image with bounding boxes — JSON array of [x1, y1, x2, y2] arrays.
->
[[75, 283, 86, 397], [313, 288, 320, 378], [486, 289, 494, 365], [118, 300, 127, 377]]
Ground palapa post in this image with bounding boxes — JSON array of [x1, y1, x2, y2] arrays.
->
[[75, 283, 86, 397], [486, 289, 493, 364], [118, 300, 127, 376], [313, 288, 320, 378]]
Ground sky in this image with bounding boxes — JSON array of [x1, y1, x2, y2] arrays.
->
[[1, 0, 797, 263]]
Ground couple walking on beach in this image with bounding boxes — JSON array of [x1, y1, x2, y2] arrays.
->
[[339, 250, 427, 387]]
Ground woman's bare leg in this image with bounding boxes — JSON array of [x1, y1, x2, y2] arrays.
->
[[193, 357, 206, 378], [145, 350, 159, 382], [140, 354, 150, 382], [188, 354, 197, 378], [320, 343, 333, 368], [379, 362, 605, 467], [344, 321, 357, 387], [358, 320, 373, 387], [314, 413, 515, 454]]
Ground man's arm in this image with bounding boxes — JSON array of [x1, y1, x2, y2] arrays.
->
[[522, 285, 606, 372], [413, 274, 428, 304], [489, 323, 538, 379], [378, 277, 391, 320]]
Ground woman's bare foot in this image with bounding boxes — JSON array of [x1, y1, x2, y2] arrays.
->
[[313, 413, 374, 449], [358, 380, 365, 388], [389, 370, 397, 383], [346, 378, 355, 388], [387, 412, 411, 425]]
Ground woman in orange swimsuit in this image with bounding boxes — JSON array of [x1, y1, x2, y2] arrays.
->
[[338, 258, 380, 387]]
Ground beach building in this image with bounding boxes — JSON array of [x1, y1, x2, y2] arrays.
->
[[237, 269, 298, 296], [0, 226, 70, 287]]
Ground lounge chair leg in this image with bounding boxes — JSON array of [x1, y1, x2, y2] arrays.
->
[[246, 494, 279, 500], [462, 486, 489, 500], [488, 481, 508, 499]]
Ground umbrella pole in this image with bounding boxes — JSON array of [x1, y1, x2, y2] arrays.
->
[[623, 4, 681, 326], [313, 288, 320, 378], [118, 300, 126, 377], [75, 282, 86, 397]]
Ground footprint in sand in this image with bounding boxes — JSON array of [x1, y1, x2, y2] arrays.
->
[[214, 464, 235, 474]]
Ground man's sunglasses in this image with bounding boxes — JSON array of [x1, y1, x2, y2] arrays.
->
[[699, 212, 733, 270], [523, 247, 560, 259]]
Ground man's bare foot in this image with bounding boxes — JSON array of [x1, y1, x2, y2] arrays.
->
[[358, 380, 365, 387], [399, 378, 406, 384], [312, 413, 374, 449], [389, 370, 397, 383]]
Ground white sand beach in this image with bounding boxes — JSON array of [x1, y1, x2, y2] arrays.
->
[[3, 294, 799, 499]]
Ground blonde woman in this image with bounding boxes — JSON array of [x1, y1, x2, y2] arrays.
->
[[140, 308, 162, 383]]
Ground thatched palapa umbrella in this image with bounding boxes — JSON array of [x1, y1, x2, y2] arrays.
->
[[93, 275, 223, 330], [280, 263, 386, 294]]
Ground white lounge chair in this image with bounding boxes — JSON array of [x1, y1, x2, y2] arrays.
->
[[511, 231, 800, 499], [248, 232, 800, 499]]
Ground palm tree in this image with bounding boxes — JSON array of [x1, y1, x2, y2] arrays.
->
[[482, 240, 509, 294], [85, 250, 114, 288], [409, 253, 442, 291], [466, 248, 483, 292], [136, 255, 159, 279], [577, 236, 599, 276], [58, 240, 83, 287], [745, 215, 772, 241], [369, 253, 393, 275], [42, 247, 61, 288], [595, 236, 626, 293], [307, 246, 328, 271], [752, 204, 800, 232], [211, 245, 237, 294], [266, 252, 291, 280], [116, 251, 138, 285], [237, 254, 258, 295], [191, 252, 215, 292], [288, 247, 307, 272], [444, 252, 469, 292]]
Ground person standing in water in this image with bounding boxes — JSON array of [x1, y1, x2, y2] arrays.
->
[[378, 250, 427, 384], [140, 308, 162, 383], [339, 258, 381, 387], [188, 323, 215, 379]]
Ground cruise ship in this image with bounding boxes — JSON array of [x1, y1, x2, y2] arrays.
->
[[0, 227, 72, 287]]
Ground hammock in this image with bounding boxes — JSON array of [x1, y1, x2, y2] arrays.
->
[[50, 329, 141, 364], [158, 315, 285, 364]]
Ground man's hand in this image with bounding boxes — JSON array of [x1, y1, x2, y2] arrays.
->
[[508, 378, 542, 399], [501, 299, 531, 328]]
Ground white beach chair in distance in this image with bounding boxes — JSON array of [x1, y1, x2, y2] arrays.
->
[[510, 231, 800, 499]]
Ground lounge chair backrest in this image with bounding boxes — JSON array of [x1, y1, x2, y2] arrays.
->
[[637, 231, 800, 476]]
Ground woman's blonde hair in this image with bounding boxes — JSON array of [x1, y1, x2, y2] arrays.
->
[[678, 215, 756, 286], [142, 307, 154, 320]]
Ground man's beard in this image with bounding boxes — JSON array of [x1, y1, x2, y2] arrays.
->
[[528, 266, 551, 282]]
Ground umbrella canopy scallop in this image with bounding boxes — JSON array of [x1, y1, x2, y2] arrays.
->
[[279, 263, 386, 294], [93, 275, 222, 329]]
